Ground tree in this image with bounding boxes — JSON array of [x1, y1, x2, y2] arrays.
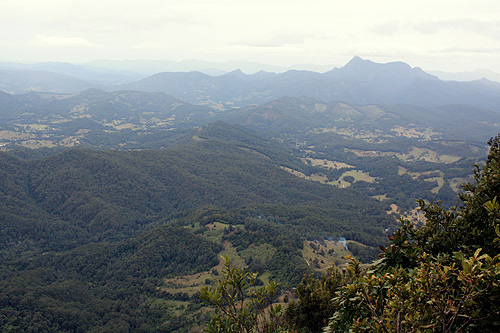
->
[[199, 255, 285, 332], [323, 135, 500, 332], [284, 266, 347, 333]]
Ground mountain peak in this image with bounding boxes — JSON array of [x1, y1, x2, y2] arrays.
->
[[223, 69, 247, 77], [342, 56, 411, 73], [345, 56, 370, 66], [326, 57, 437, 88]]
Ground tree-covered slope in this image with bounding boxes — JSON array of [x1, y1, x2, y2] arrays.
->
[[1, 122, 394, 252], [0, 224, 222, 332], [0, 122, 398, 331], [223, 96, 500, 142]]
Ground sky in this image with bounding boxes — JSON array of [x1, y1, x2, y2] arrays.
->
[[1, 0, 499, 73]]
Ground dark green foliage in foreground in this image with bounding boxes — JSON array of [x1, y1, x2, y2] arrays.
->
[[285, 267, 347, 333], [200, 256, 284, 332], [287, 135, 500, 332]]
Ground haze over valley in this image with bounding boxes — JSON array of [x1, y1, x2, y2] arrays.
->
[[1, 0, 500, 331], [1, 55, 499, 330]]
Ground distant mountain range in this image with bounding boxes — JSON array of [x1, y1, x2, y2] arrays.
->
[[2, 57, 499, 332], [0, 69, 104, 95], [430, 68, 500, 82], [0, 59, 337, 77], [118, 56, 500, 111], [2, 57, 500, 112], [0, 63, 143, 91]]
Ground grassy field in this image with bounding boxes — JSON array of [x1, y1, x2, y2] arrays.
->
[[372, 194, 388, 201], [449, 177, 471, 192], [313, 126, 384, 141], [311, 122, 440, 143], [161, 236, 246, 298], [0, 130, 35, 140], [390, 125, 439, 140], [347, 148, 398, 158], [348, 146, 460, 164], [425, 176, 444, 194], [398, 166, 473, 195], [305, 157, 354, 169], [396, 147, 460, 163], [2, 110, 181, 149], [301, 239, 353, 270], [161, 221, 361, 321], [280, 166, 331, 184], [341, 169, 376, 182], [402, 207, 427, 225], [386, 203, 399, 214], [282, 164, 377, 189]]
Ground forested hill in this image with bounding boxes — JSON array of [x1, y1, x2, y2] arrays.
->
[[1, 122, 394, 252], [222, 96, 500, 142], [0, 122, 399, 330], [0, 56, 498, 331]]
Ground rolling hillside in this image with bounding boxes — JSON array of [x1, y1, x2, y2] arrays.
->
[[0, 122, 399, 331], [1, 56, 499, 331]]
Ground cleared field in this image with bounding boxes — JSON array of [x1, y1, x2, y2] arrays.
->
[[450, 177, 472, 192], [306, 157, 354, 169], [309, 174, 330, 183], [281, 166, 331, 184], [425, 177, 444, 194], [0, 131, 35, 140], [302, 239, 353, 270], [334, 179, 351, 188], [386, 203, 399, 214], [281, 166, 307, 178], [114, 123, 145, 130], [327, 127, 384, 140], [398, 166, 441, 179], [399, 167, 446, 193], [402, 208, 427, 225], [398, 166, 408, 176], [161, 240, 243, 297], [351, 147, 460, 164], [373, 194, 388, 201], [347, 148, 398, 158], [391, 125, 440, 140], [21, 140, 57, 148], [397, 147, 460, 163], [281, 164, 374, 188], [341, 169, 376, 183], [25, 124, 50, 131]]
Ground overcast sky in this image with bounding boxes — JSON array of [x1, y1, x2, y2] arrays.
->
[[1, 0, 499, 72]]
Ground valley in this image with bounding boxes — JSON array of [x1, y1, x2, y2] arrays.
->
[[1, 57, 499, 331]]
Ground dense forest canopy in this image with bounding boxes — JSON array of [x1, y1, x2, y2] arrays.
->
[[208, 134, 500, 332], [1, 58, 499, 331], [0, 122, 400, 331]]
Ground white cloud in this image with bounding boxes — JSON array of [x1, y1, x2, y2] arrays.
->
[[31, 35, 97, 48], [234, 33, 309, 48], [371, 21, 405, 36], [440, 47, 500, 54], [372, 19, 500, 41], [0, 0, 498, 72], [413, 19, 500, 40], [133, 42, 170, 50]]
